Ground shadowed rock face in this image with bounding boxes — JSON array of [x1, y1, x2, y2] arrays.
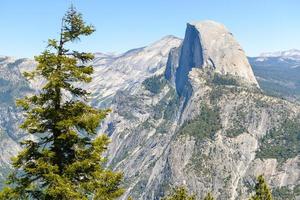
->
[[175, 23, 204, 98], [170, 20, 259, 99], [1, 21, 300, 200], [101, 21, 300, 200], [164, 47, 180, 85], [87, 35, 182, 108]]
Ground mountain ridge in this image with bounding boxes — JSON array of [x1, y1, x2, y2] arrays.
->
[[249, 50, 300, 101], [259, 49, 300, 60], [0, 21, 299, 199], [97, 21, 300, 199], [166, 20, 259, 103]]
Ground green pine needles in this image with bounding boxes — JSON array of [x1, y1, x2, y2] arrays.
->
[[203, 192, 214, 200], [162, 187, 196, 200], [0, 6, 124, 200], [250, 175, 273, 200], [162, 175, 273, 200]]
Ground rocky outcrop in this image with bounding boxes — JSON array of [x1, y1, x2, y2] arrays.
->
[[175, 23, 204, 97], [101, 21, 300, 200], [165, 47, 180, 85], [102, 67, 300, 199], [89, 35, 182, 107], [0, 21, 299, 200], [0, 36, 183, 189], [166, 21, 259, 99]]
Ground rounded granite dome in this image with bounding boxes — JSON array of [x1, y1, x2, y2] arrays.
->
[[188, 20, 258, 86], [173, 20, 259, 96]]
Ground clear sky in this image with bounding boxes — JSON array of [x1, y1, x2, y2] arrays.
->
[[0, 0, 299, 58]]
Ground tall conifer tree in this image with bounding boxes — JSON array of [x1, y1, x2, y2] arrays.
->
[[0, 6, 123, 200], [250, 175, 273, 200], [162, 187, 195, 200], [203, 192, 214, 200]]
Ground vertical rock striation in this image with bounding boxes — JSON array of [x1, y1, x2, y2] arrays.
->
[[167, 20, 259, 100]]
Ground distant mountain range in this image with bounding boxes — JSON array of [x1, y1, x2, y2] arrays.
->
[[259, 49, 300, 60], [249, 50, 300, 101]]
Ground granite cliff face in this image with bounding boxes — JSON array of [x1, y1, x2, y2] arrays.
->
[[0, 36, 182, 188], [0, 21, 300, 200], [103, 67, 300, 200], [88, 35, 182, 107], [0, 56, 33, 187], [102, 21, 300, 200], [170, 21, 258, 99]]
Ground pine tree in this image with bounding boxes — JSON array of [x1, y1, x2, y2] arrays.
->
[[250, 175, 273, 200], [203, 192, 214, 200], [0, 6, 124, 200], [162, 187, 195, 200]]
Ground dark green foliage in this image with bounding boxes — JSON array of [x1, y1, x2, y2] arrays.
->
[[143, 75, 167, 94], [254, 99, 269, 108], [226, 127, 247, 138], [153, 87, 179, 120], [0, 7, 123, 200], [272, 187, 293, 200], [163, 89, 180, 120], [249, 175, 273, 200], [256, 118, 300, 163], [209, 86, 223, 103], [256, 79, 297, 99], [179, 104, 221, 140], [272, 185, 300, 200], [225, 108, 248, 138], [203, 192, 215, 200], [161, 187, 195, 200], [211, 73, 239, 86], [187, 151, 211, 176], [294, 185, 300, 195]]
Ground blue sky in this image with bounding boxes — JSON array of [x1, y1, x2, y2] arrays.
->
[[0, 0, 299, 58]]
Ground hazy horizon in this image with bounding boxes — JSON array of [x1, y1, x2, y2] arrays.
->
[[1, 0, 300, 58]]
